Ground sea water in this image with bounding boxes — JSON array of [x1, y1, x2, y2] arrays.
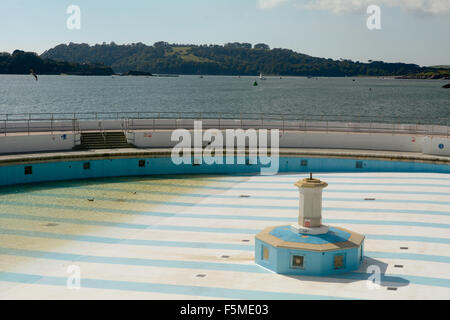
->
[[0, 74, 448, 124]]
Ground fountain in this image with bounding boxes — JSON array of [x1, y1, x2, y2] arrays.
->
[[255, 174, 365, 276]]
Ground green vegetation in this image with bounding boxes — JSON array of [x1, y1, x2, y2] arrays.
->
[[430, 65, 450, 69], [121, 70, 153, 76], [0, 50, 114, 75], [396, 68, 450, 79], [41, 42, 432, 77], [166, 47, 214, 64]]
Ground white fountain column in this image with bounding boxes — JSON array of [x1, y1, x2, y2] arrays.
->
[[291, 174, 329, 235]]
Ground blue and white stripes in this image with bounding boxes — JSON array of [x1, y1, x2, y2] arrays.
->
[[0, 172, 449, 299]]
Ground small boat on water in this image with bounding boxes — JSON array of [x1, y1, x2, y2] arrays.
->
[[259, 73, 266, 80]]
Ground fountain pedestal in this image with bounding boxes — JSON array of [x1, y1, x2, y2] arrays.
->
[[291, 176, 329, 235], [255, 175, 365, 276]]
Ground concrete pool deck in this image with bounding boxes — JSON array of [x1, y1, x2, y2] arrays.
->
[[1, 147, 449, 165], [0, 148, 449, 299]]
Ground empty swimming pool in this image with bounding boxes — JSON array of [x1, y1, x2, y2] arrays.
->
[[0, 170, 449, 299]]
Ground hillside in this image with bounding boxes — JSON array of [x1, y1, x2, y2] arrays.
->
[[0, 50, 114, 75], [41, 42, 432, 77], [430, 65, 450, 69], [396, 69, 450, 80]]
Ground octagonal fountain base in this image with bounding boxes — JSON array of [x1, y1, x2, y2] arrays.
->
[[255, 225, 365, 276]]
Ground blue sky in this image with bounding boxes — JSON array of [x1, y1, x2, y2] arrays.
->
[[0, 0, 449, 66]]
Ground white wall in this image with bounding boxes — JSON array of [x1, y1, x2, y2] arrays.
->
[[279, 132, 424, 152], [423, 136, 450, 157], [0, 127, 448, 157], [0, 133, 76, 154], [127, 130, 441, 154]]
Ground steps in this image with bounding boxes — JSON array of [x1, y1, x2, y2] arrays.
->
[[76, 131, 135, 150]]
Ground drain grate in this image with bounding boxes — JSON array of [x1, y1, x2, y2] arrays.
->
[[400, 247, 409, 250], [87, 198, 95, 202], [24, 166, 32, 175], [394, 265, 404, 268], [196, 274, 207, 278], [221, 255, 230, 259], [239, 195, 251, 198], [43, 223, 59, 227], [241, 240, 250, 242], [364, 198, 376, 201], [387, 287, 398, 291]]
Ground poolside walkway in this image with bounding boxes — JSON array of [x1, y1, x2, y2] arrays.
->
[[1, 147, 449, 166]]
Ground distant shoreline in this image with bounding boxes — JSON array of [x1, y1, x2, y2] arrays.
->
[[395, 75, 450, 80], [0, 73, 448, 80]]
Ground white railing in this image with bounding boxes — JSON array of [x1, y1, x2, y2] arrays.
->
[[0, 112, 449, 137]]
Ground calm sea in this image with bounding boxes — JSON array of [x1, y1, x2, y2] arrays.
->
[[0, 75, 448, 124]]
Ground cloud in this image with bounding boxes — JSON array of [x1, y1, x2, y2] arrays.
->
[[259, 0, 289, 9], [259, 0, 450, 14], [301, 0, 450, 15]]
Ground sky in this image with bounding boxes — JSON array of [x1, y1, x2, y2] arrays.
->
[[0, 0, 449, 66]]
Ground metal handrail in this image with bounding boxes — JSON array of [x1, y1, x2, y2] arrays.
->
[[98, 121, 106, 142], [0, 111, 449, 137], [0, 111, 448, 124]]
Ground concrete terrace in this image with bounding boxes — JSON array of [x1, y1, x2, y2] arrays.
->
[[0, 169, 449, 299], [1, 147, 449, 165]]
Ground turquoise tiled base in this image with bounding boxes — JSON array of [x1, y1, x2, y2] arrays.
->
[[255, 226, 364, 276]]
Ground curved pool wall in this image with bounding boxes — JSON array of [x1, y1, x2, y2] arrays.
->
[[1, 128, 450, 157], [0, 156, 449, 187]]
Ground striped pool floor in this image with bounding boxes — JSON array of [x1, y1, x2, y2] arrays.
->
[[0, 172, 449, 299]]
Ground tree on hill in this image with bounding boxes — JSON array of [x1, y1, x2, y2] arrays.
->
[[0, 50, 114, 75], [254, 43, 270, 50], [41, 42, 431, 76]]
